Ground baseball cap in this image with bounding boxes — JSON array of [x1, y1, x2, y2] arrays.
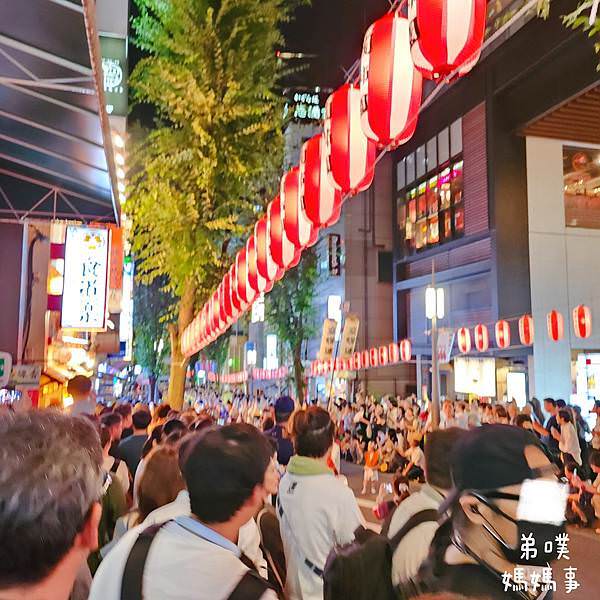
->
[[441, 424, 546, 511], [274, 396, 295, 420]]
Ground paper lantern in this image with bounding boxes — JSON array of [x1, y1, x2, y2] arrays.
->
[[324, 83, 377, 195], [572, 305, 592, 339], [235, 249, 251, 305], [352, 352, 361, 370], [408, 0, 487, 80], [246, 235, 268, 295], [495, 320, 510, 349], [389, 342, 400, 363], [335, 357, 343, 372], [255, 217, 281, 284], [360, 11, 422, 147], [399, 339, 412, 362], [547, 310, 564, 342], [223, 271, 234, 321], [369, 347, 379, 368], [268, 196, 301, 270], [282, 167, 317, 250], [300, 134, 343, 229], [361, 349, 371, 369], [457, 327, 471, 353], [379, 345, 389, 366], [518, 315, 534, 346], [474, 324, 489, 352]]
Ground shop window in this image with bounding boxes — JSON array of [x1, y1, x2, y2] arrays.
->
[[450, 118, 463, 157], [406, 153, 416, 184], [427, 137, 438, 170], [416, 145, 426, 179], [378, 251, 393, 283], [397, 157, 406, 191], [438, 128, 450, 164], [563, 145, 600, 229]]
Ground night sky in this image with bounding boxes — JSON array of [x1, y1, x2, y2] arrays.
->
[[281, 0, 390, 89]]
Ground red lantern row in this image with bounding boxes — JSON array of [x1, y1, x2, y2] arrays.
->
[[182, 0, 489, 357], [251, 367, 289, 381]]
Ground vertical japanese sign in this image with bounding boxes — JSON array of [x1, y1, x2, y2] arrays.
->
[[120, 256, 134, 361], [339, 314, 360, 358], [100, 36, 128, 117], [318, 319, 338, 361], [61, 226, 110, 331], [328, 234, 341, 276]]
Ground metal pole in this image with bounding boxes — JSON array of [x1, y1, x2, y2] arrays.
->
[[430, 262, 441, 429]]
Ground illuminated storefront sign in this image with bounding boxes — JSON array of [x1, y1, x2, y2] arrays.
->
[[119, 257, 134, 361], [284, 91, 326, 122], [61, 226, 110, 331], [100, 35, 128, 117]]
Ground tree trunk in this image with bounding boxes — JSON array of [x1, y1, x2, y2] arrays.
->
[[167, 281, 195, 410], [293, 343, 305, 404]]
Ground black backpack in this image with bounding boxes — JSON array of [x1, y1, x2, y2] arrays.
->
[[322, 508, 438, 600]]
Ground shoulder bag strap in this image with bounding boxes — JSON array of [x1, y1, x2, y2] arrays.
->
[[380, 503, 398, 538], [388, 509, 439, 553], [227, 570, 272, 600], [110, 458, 121, 474], [120, 523, 166, 600]]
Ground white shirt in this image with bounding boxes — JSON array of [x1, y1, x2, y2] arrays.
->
[[559, 422, 582, 465], [406, 446, 425, 470], [140, 490, 266, 577], [103, 455, 129, 495], [90, 515, 275, 600], [387, 484, 444, 585], [278, 470, 364, 600]]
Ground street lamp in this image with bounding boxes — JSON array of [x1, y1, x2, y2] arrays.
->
[[426, 272, 444, 429]]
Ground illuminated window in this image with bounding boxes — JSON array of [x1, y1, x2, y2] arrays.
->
[[563, 146, 600, 229]]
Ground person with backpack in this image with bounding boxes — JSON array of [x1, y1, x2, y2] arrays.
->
[[89, 424, 280, 600], [386, 428, 465, 585], [100, 424, 130, 495], [277, 406, 364, 600]]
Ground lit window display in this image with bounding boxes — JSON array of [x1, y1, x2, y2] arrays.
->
[[563, 145, 600, 229]]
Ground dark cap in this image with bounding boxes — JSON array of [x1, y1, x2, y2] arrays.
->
[[451, 424, 544, 492], [274, 396, 295, 421], [592, 400, 600, 413]]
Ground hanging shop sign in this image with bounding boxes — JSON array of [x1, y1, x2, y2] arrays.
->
[[61, 226, 110, 331], [0, 351, 12, 388], [99, 35, 128, 117], [328, 233, 342, 276], [339, 314, 360, 358], [436, 328, 455, 363]]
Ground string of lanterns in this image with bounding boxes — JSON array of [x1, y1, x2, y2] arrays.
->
[[310, 306, 593, 377], [181, 0, 489, 357]]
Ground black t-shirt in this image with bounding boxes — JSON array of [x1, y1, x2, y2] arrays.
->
[[114, 434, 147, 477], [545, 415, 560, 452]]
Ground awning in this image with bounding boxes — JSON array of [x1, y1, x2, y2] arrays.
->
[[0, 0, 120, 223]]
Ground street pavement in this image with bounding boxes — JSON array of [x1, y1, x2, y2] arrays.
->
[[340, 461, 600, 599]]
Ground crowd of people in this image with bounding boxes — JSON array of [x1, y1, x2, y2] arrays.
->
[[1, 372, 600, 599]]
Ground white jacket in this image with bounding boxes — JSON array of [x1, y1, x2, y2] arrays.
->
[[277, 459, 364, 600]]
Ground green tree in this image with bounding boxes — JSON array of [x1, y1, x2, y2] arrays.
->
[[128, 0, 304, 407], [132, 278, 172, 402], [265, 247, 319, 401]]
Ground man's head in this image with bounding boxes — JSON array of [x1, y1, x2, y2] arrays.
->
[[557, 409, 572, 427], [132, 408, 152, 433], [114, 403, 133, 429], [424, 427, 465, 491], [182, 424, 277, 525], [100, 412, 123, 442], [0, 412, 103, 591], [274, 395, 294, 425], [291, 406, 334, 458], [446, 425, 565, 573], [66, 375, 92, 402], [543, 397, 557, 414]]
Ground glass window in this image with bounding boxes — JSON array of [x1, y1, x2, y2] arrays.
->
[[428, 215, 439, 244], [439, 167, 452, 210], [450, 119, 463, 156], [406, 153, 416, 184], [415, 219, 427, 249], [438, 128, 449, 164], [427, 176, 438, 216], [396, 158, 406, 191], [563, 146, 600, 229], [451, 161, 464, 205], [416, 145, 426, 178], [454, 205, 465, 234], [417, 182, 427, 219], [397, 198, 406, 231], [427, 137, 438, 170]]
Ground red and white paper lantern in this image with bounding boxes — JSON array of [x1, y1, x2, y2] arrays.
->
[[518, 315, 534, 346], [547, 310, 564, 342], [389, 342, 400, 363], [379, 345, 389, 366], [369, 347, 380, 368], [352, 352, 362, 370], [495, 320, 510, 349], [246, 235, 268, 295], [457, 327, 471, 353], [360, 11, 422, 147], [324, 83, 377, 195], [408, 0, 487, 80], [474, 324, 489, 352], [255, 217, 281, 285], [399, 339, 412, 362], [299, 134, 343, 229], [361, 350, 371, 369], [268, 196, 301, 271], [282, 167, 317, 250], [572, 304, 592, 339]]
